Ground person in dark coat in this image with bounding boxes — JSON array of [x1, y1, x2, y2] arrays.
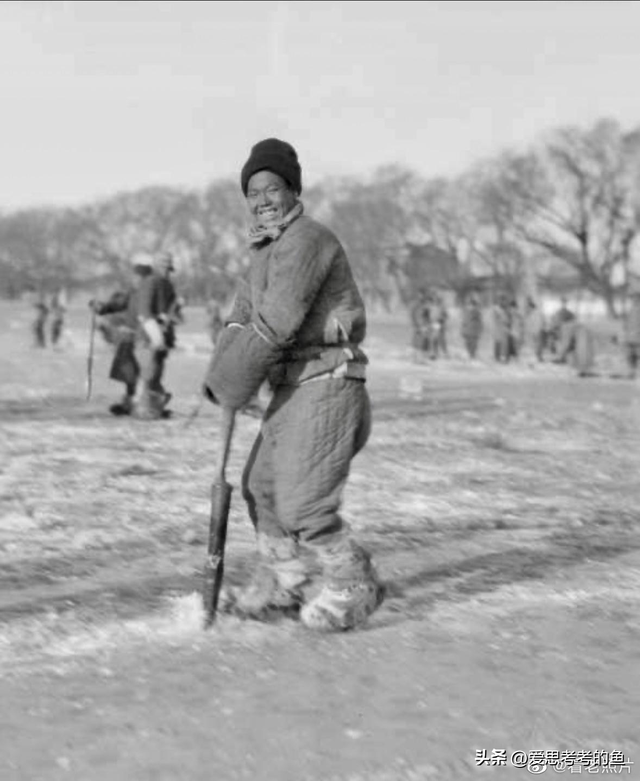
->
[[143, 250, 180, 412], [204, 138, 385, 632], [50, 292, 66, 347], [410, 289, 434, 362], [431, 292, 449, 358], [153, 251, 181, 346], [90, 254, 174, 419], [32, 297, 49, 348]]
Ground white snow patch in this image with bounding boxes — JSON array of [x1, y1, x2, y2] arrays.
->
[[0, 592, 299, 675], [0, 511, 38, 531]]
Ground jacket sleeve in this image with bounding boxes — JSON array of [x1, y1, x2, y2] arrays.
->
[[252, 231, 332, 347], [203, 323, 279, 410]]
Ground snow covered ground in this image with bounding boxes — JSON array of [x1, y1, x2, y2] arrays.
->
[[1, 300, 639, 781]]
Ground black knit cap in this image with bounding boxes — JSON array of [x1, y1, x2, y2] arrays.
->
[[240, 138, 302, 196]]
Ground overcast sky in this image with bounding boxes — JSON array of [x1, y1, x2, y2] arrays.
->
[[1, 0, 639, 210]]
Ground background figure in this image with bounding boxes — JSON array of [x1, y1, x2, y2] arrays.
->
[[90, 263, 150, 417], [90, 254, 175, 420], [49, 292, 66, 347], [135, 250, 181, 416], [507, 300, 524, 361], [548, 296, 576, 355], [491, 295, 510, 363], [32, 297, 49, 348], [572, 323, 596, 377], [154, 251, 181, 347], [461, 295, 483, 359], [554, 318, 595, 376], [554, 317, 580, 365], [431, 293, 448, 358], [523, 297, 546, 362], [623, 281, 640, 379], [206, 297, 224, 347], [410, 289, 434, 363]]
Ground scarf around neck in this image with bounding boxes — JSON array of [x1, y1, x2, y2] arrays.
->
[[248, 201, 304, 247]]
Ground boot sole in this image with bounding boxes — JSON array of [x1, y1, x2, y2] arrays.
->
[[224, 601, 301, 623]]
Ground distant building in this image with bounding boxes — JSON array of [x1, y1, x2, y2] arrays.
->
[[403, 242, 461, 290], [387, 242, 461, 303]]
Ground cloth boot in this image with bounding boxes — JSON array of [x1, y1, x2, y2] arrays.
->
[[221, 534, 309, 620], [300, 536, 385, 632]]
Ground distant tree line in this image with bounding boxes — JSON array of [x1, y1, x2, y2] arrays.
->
[[1, 117, 639, 317]]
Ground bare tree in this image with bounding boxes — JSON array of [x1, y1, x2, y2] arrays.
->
[[181, 179, 248, 303], [0, 207, 105, 296], [319, 166, 424, 308], [462, 153, 548, 296], [511, 119, 640, 316], [415, 176, 476, 263]]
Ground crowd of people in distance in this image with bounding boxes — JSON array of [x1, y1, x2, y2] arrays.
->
[[410, 285, 640, 380]]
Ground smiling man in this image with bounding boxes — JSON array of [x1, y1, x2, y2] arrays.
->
[[204, 137, 385, 632]]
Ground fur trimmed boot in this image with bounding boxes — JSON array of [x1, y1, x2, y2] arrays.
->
[[300, 537, 385, 632], [222, 534, 309, 620]]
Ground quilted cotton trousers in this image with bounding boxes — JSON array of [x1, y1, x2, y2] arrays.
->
[[241, 378, 371, 546]]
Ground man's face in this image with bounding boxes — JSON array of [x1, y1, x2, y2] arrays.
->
[[246, 170, 298, 226]]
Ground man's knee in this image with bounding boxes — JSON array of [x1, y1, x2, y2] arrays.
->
[[276, 481, 347, 540]]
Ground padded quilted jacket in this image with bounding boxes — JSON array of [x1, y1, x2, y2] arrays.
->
[[228, 214, 368, 386]]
